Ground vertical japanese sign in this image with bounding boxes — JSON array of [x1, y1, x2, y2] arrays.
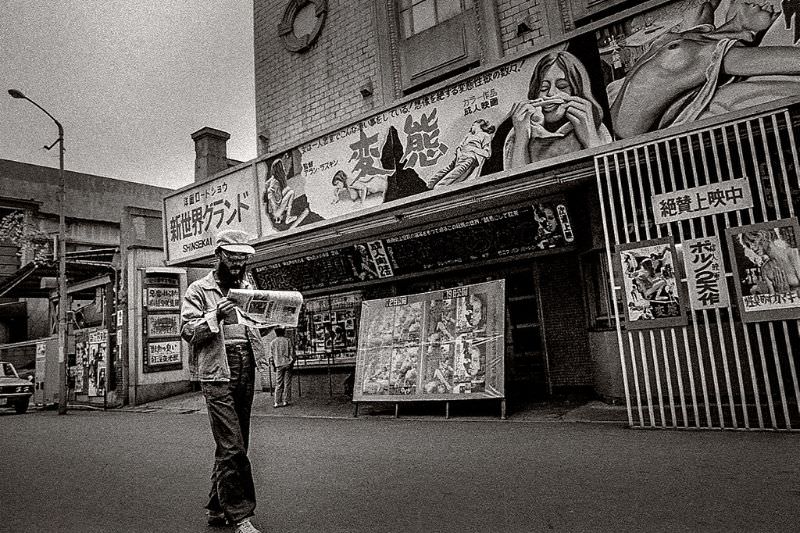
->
[[353, 280, 505, 402], [682, 236, 729, 311], [163, 165, 258, 262], [726, 218, 800, 323]]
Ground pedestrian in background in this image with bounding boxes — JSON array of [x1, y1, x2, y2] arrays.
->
[[269, 327, 295, 408], [180, 229, 269, 533]]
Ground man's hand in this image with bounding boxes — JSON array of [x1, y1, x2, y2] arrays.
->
[[216, 297, 237, 323]]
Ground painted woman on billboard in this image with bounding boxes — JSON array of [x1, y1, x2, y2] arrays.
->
[[609, 0, 800, 138], [501, 50, 612, 170]]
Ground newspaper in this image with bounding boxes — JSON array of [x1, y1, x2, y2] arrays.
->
[[227, 289, 303, 328]]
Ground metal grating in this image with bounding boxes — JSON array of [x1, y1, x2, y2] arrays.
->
[[595, 108, 800, 431]]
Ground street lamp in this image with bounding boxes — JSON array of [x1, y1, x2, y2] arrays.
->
[[8, 89, 68, 415]]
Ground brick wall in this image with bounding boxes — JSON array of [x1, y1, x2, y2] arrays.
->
[[496, 0, 548, 56], [538, 254, 593, 389], [254, 0, 380, 154]]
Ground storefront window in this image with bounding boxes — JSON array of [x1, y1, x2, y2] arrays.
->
[[582, 250, 616, 330], [295, 291, 362, 366]]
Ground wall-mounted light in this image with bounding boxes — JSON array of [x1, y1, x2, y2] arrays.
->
[[359, 79, 374, 98], [517, 15, 535, 36]]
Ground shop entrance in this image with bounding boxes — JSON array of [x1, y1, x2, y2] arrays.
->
[[394, 265, 549, 402]]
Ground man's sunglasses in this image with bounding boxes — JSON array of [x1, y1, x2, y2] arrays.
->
[[220, 249, 250, 262]]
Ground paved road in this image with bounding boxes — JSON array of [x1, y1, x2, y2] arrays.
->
[[1, 409, 798, 532]]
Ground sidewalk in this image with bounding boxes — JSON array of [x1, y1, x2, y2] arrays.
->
[[131, 389, 630, 424]]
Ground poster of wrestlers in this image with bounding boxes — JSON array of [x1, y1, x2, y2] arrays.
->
[[617, 237, 687, 329], [354, 280, 505, 402], [725, 218, 800, 323]]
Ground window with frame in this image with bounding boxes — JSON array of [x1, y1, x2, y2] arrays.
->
[[398, 0, 473, 37], [394, 0, 479, 93], [581, 250, 618, 330]]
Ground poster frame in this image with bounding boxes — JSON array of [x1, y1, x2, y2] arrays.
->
[[353, 280, 505, 403], [616, 236, 688, 330], [725, 217, 800, 324]]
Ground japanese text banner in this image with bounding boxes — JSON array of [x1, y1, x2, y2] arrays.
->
[[164, 166, 259, 262]]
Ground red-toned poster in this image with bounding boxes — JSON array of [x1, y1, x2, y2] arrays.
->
[[353, 280, 505, 402]]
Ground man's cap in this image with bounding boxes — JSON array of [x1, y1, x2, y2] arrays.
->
[[215, 229, 256, 255]]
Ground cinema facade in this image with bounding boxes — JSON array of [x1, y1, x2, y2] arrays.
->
[[166, 0, 800, 430]]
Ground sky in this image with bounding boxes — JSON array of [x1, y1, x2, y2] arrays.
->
[[1, 0, 256, 190]]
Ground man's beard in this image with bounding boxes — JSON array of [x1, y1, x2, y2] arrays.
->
[[217, 261, 246, 288]]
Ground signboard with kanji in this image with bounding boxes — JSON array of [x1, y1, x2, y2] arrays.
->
[[164, 166, 259, 262], [726, 218, 800, 323], [682, 236, 730, 311], [652, 179, 753, 225], [145, 287, 181, 310], [147, 340, 182, 366]]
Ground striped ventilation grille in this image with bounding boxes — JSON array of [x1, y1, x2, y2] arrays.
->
[[595, 108, 800, 431]]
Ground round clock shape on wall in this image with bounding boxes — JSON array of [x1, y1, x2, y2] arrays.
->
[[278, 0, 328, 53]]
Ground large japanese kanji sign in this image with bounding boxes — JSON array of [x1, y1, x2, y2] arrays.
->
[[652, 179, 754, 225], [164, 166, 259, 262]]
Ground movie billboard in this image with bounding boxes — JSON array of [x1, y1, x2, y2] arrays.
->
[[164, 0, 800, 262], [617, 237, 687, 329], [726, 217, 800, 323], [353, 280, 505, 402]]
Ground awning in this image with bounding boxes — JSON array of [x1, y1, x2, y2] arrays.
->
[[0, 248, 118, 299]]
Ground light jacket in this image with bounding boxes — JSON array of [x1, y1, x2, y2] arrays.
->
[[180, 271, 266, 381]]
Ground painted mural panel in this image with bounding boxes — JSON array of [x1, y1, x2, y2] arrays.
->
[[353, 280, 505, 402], [164, 0, 800, 257], [600, 0, 800, 139]]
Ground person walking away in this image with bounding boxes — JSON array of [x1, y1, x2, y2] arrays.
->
[[269, 327, 295, 407], [180, 229, 270, 533]]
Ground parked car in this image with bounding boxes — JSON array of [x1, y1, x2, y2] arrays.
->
[[0, 361, 34, 414]]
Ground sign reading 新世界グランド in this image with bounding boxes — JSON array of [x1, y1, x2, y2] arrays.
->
[[164, 166, 259, 262], [652, 179, 753, 225]]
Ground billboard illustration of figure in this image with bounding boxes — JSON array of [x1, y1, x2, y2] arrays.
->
[[493, 50, 612, 171], [604, 0, 800, 138]]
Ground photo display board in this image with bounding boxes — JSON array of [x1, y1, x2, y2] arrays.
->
[[142, 273, 183, 372], [295, 291, 362, 365], [353, 280, 505, 402]]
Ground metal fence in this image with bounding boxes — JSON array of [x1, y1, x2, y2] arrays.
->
[[595, 108, 800, 430]]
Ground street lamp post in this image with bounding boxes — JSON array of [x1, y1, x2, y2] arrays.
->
[[8, 89, 69, 415]]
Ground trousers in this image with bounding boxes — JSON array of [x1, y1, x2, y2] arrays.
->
[[274, 365, 293, 405], [201, 343, 256, 523]]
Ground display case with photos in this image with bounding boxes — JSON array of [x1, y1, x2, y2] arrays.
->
[[294, 291, 362, 366]]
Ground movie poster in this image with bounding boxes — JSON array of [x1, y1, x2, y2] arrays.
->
[[726, 218, 800, 323], [354, 280, 504, 402], [617, 237, 687, 329]]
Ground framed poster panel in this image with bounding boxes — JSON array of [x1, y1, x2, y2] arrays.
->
[[146, 313, 181, 338], [353, 280, 505, 402], [725, 218, 800, 323], [616, 237, 687, 329]]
